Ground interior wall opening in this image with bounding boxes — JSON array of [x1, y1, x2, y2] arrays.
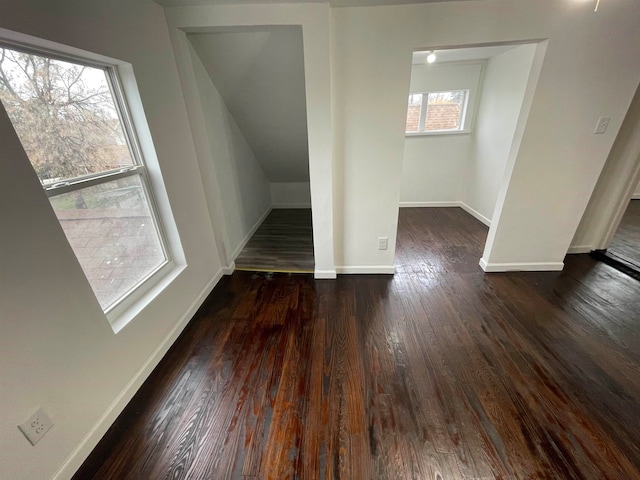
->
[[397, 42, 539, 267], [572, 82, 640, 279], [604, 191, 640, 276], [186, 26, 314, 273]]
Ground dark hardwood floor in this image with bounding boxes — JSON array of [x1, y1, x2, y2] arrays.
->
[[73, 207, 640, 479], [608, 199, 640, 268], [234, 209, 314, 273]]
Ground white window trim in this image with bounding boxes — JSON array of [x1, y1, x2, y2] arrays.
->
[[0, 28, 186, 333], [405, 89, 470, 136], [406, 130, 471, 137]]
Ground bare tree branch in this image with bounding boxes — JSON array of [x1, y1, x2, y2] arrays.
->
[[0, 47, 131, 180], [0, 49, 21, 100]]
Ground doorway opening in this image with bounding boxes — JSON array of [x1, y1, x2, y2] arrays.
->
[[589, 189, 640, 281], [573, 82, 640, 281], [397, 42, 540, 267], [186, 26, 314, 273], [596, 195, 640, 278]]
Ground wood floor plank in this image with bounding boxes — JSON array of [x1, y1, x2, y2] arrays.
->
[[235, 209, 314, 272], [73, 207, 640, 480]]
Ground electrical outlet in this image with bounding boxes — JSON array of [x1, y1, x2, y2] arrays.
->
[[378, 237, 388, 250], [594, 116, 610, 134], [18, 407, 53, 445]]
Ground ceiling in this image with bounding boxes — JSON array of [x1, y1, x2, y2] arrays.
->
[[412, 44, 520, 64], [331, 0, 469, 6], [188, 27, 310, 183], [155, 0, 469, 7]]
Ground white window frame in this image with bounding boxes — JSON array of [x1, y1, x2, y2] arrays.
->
[[405, 89, 470, 136], [0, 29, 185, 333]]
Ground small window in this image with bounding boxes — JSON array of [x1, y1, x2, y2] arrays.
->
[[405, 90, 468, 134], [0, 45, 169, 312]]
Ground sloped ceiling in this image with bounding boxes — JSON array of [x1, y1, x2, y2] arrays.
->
[[158, 0, 468, 6], [188, 27, 309, 182]]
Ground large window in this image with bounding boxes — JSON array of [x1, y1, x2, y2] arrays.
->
[[0, 45, 169, 312], [405, 90, 468, 134]]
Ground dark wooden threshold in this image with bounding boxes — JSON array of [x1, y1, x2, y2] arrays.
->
[[590, 249, 640, 281]]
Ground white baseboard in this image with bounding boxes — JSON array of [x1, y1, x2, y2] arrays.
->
[[399, 201, 492, 227], [53, 269, 224, 480], [335, 265, 396, 274], [479, 258, 564, 272], [459, 202, 491, 227], [230, 206, 273, 261], [399, 201, 460, 208], [567, 245, 592, 254], [222, 261, 235, 275], [632, 193, 640, 200], [314, 269, 337, 279], [272, 203, 312, 209]]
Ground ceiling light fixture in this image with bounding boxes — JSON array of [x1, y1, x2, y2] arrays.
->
[[426, 51, 437, 64]]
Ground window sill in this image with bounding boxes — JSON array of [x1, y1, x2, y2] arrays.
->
[[405, 130, 471, 137], [107, 261, 186, 334]]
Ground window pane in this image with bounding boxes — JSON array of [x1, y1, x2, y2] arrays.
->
[[50, 175, 166, 310], [405, 93, 422, 133], [0, 47, 135, 186], [424, 91, 466, 131]]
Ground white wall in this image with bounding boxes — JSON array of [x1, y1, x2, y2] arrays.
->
[[331, 0, 640, 273], [165, 4, 336, 278], [190, 41, 272, 262], [188, 27, 310, 183], [634, 180, 640, 199], [271, 182, 312, 208], [0, 1, 226, 480], [400, 63, 480, 205], [464, 44, 537, 223], [401, 134, 471, 205]]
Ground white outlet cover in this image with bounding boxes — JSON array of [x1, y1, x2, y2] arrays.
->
[[594, 116, 610, 134], [18, 407, 53, 445]]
